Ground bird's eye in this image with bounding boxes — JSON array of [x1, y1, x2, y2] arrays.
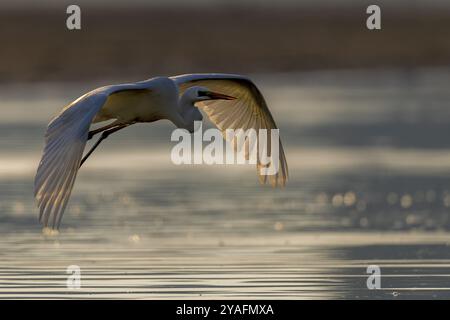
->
[[197, 90, 208, 97]]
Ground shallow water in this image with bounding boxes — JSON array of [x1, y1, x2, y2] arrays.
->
[[1, 69, 450, 299]]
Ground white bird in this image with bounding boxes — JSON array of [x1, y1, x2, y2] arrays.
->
[[34, 74, 288, 229]]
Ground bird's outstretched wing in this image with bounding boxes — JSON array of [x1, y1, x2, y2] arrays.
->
[[171, 73, 288, 187], [34, 91, 109, 229]]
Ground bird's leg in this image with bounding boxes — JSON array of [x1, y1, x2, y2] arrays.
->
[[88, 122, 122, 140], [80, 124, 129, 168]]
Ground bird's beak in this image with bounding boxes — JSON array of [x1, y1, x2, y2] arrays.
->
[[206, 91, 236, 100]]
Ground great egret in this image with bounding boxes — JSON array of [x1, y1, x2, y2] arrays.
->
[[34, 74, 288, 229]]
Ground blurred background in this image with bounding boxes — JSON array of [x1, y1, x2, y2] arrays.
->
[[1, 0, 450, 81], [1, 0, 450, 299]]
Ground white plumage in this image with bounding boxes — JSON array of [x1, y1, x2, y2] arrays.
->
[[34, 74, 288, 229]]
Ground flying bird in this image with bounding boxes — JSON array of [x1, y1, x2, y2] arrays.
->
[[34, 74, 288, 229]]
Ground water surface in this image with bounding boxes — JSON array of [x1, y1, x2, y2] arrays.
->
[[1, 69, 450, 299]]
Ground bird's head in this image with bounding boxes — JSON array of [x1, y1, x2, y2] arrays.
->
[[180, 86, 236, 133]]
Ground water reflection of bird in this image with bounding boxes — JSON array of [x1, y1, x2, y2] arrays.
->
[[34, 74, 288, 229]]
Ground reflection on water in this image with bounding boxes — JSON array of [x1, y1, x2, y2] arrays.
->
[[1, 68, 450, 299]]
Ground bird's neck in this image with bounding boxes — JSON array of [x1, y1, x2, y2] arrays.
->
[[169, 95, 196, 131], [178, 95, 196, 123]]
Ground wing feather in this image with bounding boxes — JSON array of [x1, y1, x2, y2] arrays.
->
[[171, 73, 288, 187], [34, 92, 108, 229]]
